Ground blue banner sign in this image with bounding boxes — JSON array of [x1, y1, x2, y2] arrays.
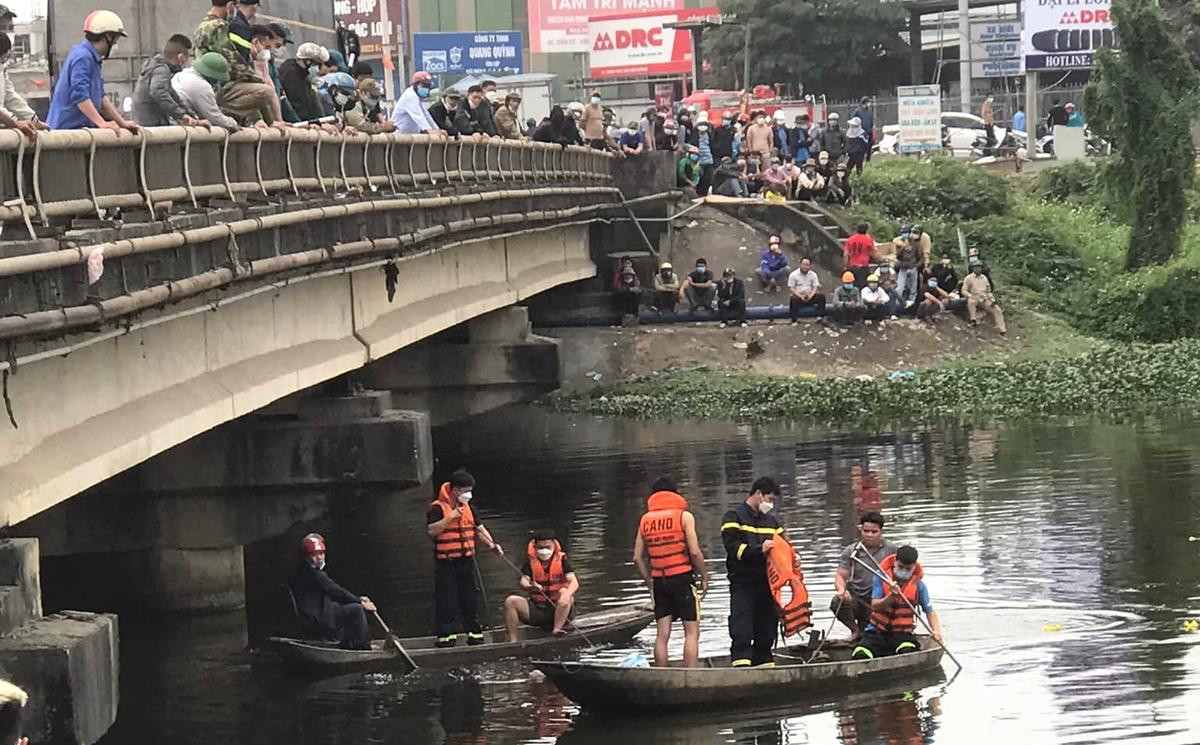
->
[[413, 31, 524, 76]]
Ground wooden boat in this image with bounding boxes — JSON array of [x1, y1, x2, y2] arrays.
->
[[534, 636, 946, 712], [264, 604, 654, 674]]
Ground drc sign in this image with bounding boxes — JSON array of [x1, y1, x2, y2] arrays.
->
[[587, 7, 719, 79], [528, 0, 684, 54], [1021, 0, 1116, 71], [413, 31, 523, 76]]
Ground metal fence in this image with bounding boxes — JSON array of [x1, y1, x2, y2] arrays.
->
[[0, 129, 615, 238]]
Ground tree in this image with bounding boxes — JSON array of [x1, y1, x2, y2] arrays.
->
[[1085, 0, 1200, 269], [704, 0, 910, 100]]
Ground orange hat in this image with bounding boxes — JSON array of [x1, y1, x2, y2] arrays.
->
[[842, 271, 855, 283]]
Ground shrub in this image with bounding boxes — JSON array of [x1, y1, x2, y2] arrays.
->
[[854, 158, 1010, 222], [1030, 161, 1104, 206]]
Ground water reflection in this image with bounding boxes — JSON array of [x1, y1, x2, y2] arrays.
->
[[97, 411, 1200, 744]]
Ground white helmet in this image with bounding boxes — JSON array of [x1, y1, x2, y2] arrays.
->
[[696, 110, 709, 123], [773, 110, 786, 123], [297, 42, 330, 64], [567, 101, 584, 113], [83, 9, 126, 36]]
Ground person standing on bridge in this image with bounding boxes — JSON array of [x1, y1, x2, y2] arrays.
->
[[47, 11, 139, 132], [428, 469, 504, 647], [392, 70, 443, 136]]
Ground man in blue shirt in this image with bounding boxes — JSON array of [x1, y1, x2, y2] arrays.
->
[[1012, 105, 1026, 134], [851, 544, 943, 660], [47, 10, 139, 132]]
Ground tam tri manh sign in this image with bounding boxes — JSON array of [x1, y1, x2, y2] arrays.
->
[[587, 7, 719, 79], [527, 0, 684, 54]]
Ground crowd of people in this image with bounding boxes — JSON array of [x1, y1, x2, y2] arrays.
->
[[289, 469, 942, 670], [612, 222, 1007, 334]]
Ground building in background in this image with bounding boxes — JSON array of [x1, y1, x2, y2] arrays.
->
[[7, 15, 50, 118]]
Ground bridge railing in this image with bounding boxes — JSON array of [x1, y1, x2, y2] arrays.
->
[[0, 128, 615, 234]]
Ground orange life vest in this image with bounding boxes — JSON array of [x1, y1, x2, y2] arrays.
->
[[870, 553, 924, 633], [765, 535, 812, 638], [638, 490, 694, 578], [430, 482, 476, 560], [527, 539, 569, 605]]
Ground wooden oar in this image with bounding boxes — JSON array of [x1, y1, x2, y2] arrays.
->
[[849, 554, 963, 672], [496, 551, 598, 647], [371, 610, 419, 671]]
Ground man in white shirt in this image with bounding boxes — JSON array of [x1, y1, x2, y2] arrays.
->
[[391, 70, 443, 136], [172, 52, 239, 129], [787, 258, 825, 324], [861, 273, 894, 319]]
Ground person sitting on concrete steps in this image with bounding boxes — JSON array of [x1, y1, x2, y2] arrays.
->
[[288, 533, 376, 650], [679, 258, 716, 313], [755, 236, 791, 293]]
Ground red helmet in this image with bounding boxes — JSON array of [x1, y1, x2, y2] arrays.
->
[[411, 70, 432, 86], [301, 533, 326, 554]]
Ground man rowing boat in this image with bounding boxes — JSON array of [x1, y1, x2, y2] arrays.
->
[[851, 544, 944, 660], [287, 533, 376, 650], [504, 530, 580, 640]]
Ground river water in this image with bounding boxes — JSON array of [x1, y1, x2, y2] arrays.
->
[[98, 408, 1200, 744]]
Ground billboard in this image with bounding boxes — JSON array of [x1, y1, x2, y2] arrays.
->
[[970, 19, 1020, 78], [413, 31, 524, 76], [1022, 0, 1116, 71], [897, 85, 942, 154], [527, 0, 684, 54], [334, 0, 403, 58], [588, 8, 719, 79]]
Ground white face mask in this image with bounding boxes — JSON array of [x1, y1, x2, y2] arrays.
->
[[759, 499, 775, 514], [256, 48, 271, 62], [536, 548, 554, 561], [457, 491, 473, 504], [591, 96, 601, 104], [486, 90, 499, 102]]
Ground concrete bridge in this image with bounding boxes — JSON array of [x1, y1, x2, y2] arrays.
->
[[0, 128, 673, 744]]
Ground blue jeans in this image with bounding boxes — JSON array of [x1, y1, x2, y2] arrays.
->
[[896, 268, 919, 302]]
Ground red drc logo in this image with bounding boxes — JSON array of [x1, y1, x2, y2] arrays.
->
[[593, 27, 664, 52], [1058, 9, 1110, 24]]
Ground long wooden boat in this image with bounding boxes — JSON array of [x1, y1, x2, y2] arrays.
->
[[534, 636, 945, 712], [263, 604, 653, 674]]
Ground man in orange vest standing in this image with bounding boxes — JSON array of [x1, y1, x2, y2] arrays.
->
[[720, 476, 785, 668], [633, 477, 710, 667], [851, 544, 942, 660], [427, 469, 504, 648], [503, 529, 580, 641]]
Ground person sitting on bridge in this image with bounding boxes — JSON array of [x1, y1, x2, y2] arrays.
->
[[288, 533, 376, 650], [755, 235, 791, 293], [504, 530, 580, 641], [0, 32, 47, 138], [47, 11, 139, 133], [0, 679, 28, 745], [679, 257, 716, 313], [851, 544, 942, 660]]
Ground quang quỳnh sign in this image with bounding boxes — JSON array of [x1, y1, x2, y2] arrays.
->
[[897, 85, 942, 154], [412, 31, 524, 76], [1021, 0, 1116, 71]]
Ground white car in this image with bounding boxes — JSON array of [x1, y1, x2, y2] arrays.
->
[[876, 111, 1027, 158]]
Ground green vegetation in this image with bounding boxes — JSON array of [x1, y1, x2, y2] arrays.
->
[[1085, 0, 1200, 268], [553, 341, 1200, 424]]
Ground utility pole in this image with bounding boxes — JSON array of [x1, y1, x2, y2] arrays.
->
[[742, 21, 751, 91], [958, 0, 971, 112]]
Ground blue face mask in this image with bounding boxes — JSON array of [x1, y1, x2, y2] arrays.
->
[[417, 85, 430, 99], [689, 153, 699, 161]]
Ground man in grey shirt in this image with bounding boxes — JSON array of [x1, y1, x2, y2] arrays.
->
[[832, 510, 895, 638]]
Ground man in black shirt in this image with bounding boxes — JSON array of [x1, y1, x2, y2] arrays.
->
[[721, 476, 784, 667], [287, 532, 376, 649], [429, 88, 463, 136], [680, 258, 716, 313], [717, 268, 747, 328], [453, 84, 498, 137]]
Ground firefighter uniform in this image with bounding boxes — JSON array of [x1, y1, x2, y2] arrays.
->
[[428, 482, 484, 647], [721, 500, 784, 666]]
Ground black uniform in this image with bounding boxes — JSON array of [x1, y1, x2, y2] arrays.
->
[[427, 503, 485, 646], [287, 562, 371, 650], [721, 501, 784, 666]]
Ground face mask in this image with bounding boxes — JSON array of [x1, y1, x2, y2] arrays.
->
[[591, 96, 601, 104], [756, 118, 766, 125], [894, 567, 913, 581], [458, 491, 473, 504], [256, 48, 271, 62], [759, 500, 775, 514], [928, 282, 938, 289], [689, 154, 699, 162], [696, 265, 707, 273], [844, 283, 853, 290], [698, 126, 709, 134], [536, 548, 554, 561], [722, 119, 732, 126], [417, 85, 431, 99], [486, 90, 499, 102], [366, 96, 381, 108], [333, 91, 351, 106], [869, 283, 878, 289]]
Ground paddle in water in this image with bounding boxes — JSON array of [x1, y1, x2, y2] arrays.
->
[[371, 610, 419, 671]]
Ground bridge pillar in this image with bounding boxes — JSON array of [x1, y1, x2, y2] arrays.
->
[[0, 539, 118, 745], [358, 308, 563, 426]]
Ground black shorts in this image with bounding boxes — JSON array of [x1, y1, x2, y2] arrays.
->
[[525, 601, 573, 631], [653, 574, 700, 622]]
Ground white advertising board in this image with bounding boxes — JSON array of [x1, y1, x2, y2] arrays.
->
[[897, 85, 943, 154], [1021, 0, 1115, 71]]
